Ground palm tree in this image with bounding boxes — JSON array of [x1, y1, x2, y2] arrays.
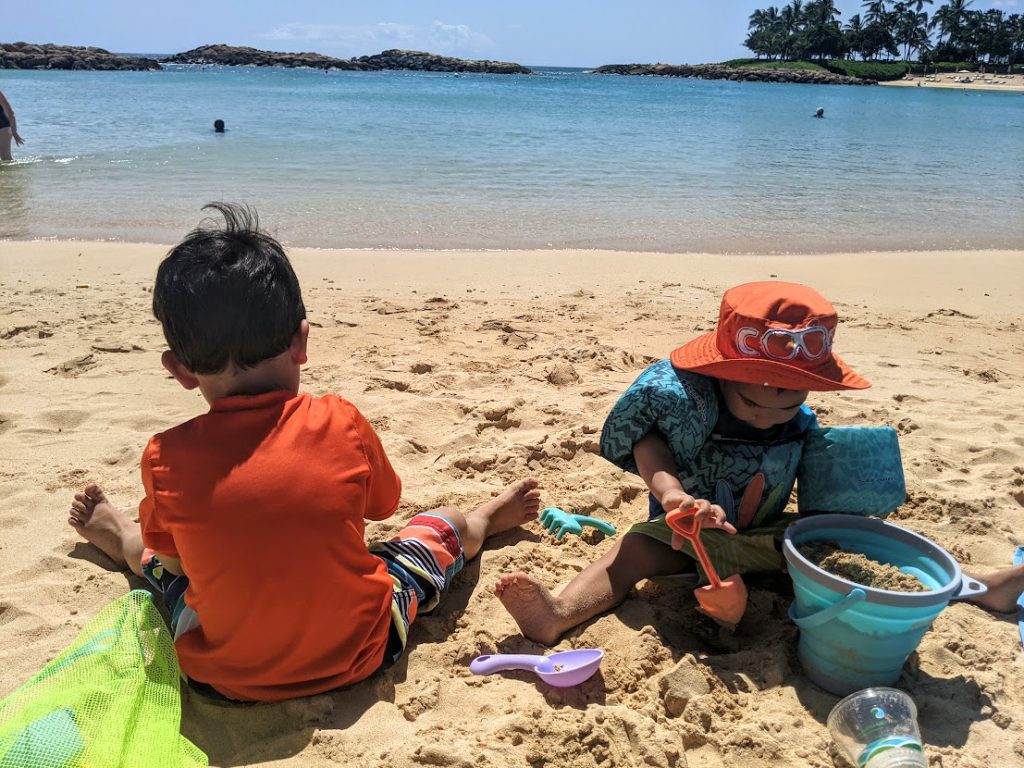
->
[[845, 13, 866, 58], [779, 1, 806, 59], [946, 0, 975, 47], [861, 0, 888, 25], [929, 3, 955, 45], [801, 0, 845, 61], [895, 9, 931, 60], [745, 5, 784, 59]]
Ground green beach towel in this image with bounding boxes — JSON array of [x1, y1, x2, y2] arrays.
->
[[0, 590, 207, 768]]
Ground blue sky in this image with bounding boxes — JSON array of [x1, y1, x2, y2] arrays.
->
[[8, 0, 1019, 66]]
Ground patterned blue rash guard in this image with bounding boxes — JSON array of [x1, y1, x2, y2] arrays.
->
[[599, 360, 818, 529]]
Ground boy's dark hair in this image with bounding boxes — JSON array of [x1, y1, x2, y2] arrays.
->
[[153, 203, 306, 375]]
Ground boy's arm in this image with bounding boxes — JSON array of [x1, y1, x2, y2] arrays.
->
[[634, 432, 735, 533], [138, 437, 185, 571], [350, 405, 402, 521]]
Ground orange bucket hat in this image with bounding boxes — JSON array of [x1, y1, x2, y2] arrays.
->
[[670, 281, 870, 392]]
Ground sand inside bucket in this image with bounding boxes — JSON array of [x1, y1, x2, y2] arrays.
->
[[798, 542, 928, 592]]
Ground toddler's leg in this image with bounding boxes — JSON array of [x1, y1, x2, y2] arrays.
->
[[966, 565, 1024, 613], [432, 478, 541, 561], [495, 532, 693, 646], [68, 484, 145, 577]]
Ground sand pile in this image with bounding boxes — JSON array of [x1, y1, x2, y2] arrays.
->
[[798, 542, 928, 592]]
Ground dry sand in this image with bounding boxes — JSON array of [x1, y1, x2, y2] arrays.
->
[[881, 72, 1024, 91], [1, 242, 1022, 768]]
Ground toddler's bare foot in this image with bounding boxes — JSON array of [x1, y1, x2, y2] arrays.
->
[[470, 478, 542, 538], [968, 565, 1024, 613], [495, 571, 565, 646], [68, 484, 144, 576]]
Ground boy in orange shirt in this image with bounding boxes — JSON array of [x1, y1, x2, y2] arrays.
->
[[68, 203, 541, 702]]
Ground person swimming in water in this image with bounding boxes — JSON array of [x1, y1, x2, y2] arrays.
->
[[214, 119, 226, 133]]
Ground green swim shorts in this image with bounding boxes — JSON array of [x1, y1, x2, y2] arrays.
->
[[628, 513, 799, 583]]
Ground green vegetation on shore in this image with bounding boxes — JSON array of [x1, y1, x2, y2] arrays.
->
[[721, 57, 910, 82], [721, 58, 828, 71], [744, 1, 1023, 74]]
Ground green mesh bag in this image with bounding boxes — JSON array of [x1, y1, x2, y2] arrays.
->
[[0, 590, 208, 768]]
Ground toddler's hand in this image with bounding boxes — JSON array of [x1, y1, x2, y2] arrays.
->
[[660, 489, 697, 516], [690, 499, 737, 534], [662, 490, 736, 535]]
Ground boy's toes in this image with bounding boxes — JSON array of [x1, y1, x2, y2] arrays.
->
[[83, 483, 107, 504]]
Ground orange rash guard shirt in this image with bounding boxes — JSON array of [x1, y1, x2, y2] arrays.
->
[[138, 390, 402, 701]]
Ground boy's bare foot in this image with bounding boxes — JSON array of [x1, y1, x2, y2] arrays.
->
[[469, 478, 542, 539], [968, 565, 1024, 613], [494, 572, 565, 646], [68, 484, 144, 576]]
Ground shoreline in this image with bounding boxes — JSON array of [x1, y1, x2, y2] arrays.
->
[[5, 237, 1024, 258], [3, 241, 1023, 311]]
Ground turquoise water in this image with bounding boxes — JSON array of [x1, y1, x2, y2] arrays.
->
[[1, 65, 1022, 251]]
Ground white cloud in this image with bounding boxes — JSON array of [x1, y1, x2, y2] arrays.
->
[[260, 21, 493, 58], [992, 0, 1019, 6]]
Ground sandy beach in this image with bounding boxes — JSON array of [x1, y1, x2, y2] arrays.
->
[[1, 241, 1022, 768], [881, 72, 1024, 91]]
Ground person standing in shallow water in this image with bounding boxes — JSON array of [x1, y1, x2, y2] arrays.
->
[[0, 91, 25, 161]]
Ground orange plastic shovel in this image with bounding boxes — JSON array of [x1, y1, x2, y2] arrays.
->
[[665, 506, 749, 627]]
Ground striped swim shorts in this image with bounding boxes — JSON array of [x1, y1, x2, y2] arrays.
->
[[369, 513, 465, 667]]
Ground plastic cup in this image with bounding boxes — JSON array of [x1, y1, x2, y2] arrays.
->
[[827, 687, 926, 768]]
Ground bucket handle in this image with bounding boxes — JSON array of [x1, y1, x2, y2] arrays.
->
[[951, 576, 987, 602], [788, 588, 867, 629]]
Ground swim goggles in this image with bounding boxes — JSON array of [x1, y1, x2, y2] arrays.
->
[[736, 325, 832, 361]]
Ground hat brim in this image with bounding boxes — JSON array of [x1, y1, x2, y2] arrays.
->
[[670, 331, 870, 392]]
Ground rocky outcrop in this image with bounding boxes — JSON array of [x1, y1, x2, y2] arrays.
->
[[163, 45, 531, 74], [358, 49, 530, 74], [162, 44, 354, 69], [0, 42, 161, 71], [594, 63, 872, 85]]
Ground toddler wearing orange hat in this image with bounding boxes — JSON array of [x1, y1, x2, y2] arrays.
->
[[495, 281, 1023, 644]]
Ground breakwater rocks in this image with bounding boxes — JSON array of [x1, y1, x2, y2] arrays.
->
[[163, 45, 531, 74], [594, 63, 871, 85], [0, 43, 161, 71]]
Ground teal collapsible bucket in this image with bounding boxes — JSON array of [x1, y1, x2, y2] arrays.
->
[[783, 515, 986, 696]]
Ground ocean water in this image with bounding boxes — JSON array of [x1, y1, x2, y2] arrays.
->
[[1, 64, 1022, 252]]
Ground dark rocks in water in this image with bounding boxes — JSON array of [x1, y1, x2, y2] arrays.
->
[[0, 42, 161, 71], [594, 63, 872, 86], [358, 49, 531, 74], [163, 45, 531, 74], [162, 44, 356, 70]]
